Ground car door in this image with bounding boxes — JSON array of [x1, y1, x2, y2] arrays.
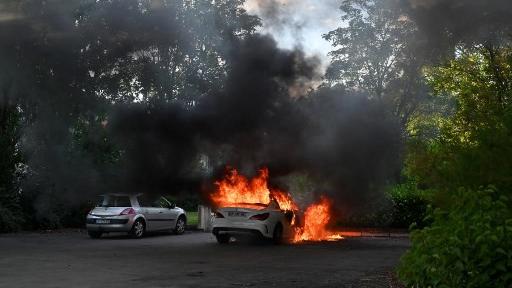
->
[[154, 197, 177, 230], [136, 195, 162, 231]]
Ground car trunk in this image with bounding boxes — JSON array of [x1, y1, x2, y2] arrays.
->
[[218, 205, 266, 220], [90, 207, 129, 217]]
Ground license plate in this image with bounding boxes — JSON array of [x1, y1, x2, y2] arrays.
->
[[228, 212, 247, 217], [96, 219, 110, 224]]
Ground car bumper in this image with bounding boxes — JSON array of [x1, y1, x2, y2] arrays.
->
[[86, 215, 135, 232], [212, 219, 272, 238]]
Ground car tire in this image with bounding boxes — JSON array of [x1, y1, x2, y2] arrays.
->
[[130, 219, 145, 239], [272, 223, 283, 245], [88, 231, 102, 239], [216, 234, 230, 244], [174, 216, 186, 235]]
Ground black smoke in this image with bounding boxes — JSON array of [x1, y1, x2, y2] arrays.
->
[[401, 0, 512, 51], [110, 34, 402, 213], [1, 0, 402, 219]]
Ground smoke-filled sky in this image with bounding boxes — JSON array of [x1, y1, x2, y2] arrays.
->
[[244, 0, 342, 66]]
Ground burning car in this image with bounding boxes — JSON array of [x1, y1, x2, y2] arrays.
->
[[211, 200, 296, 244], [209, 168, 299, 244], [209, 167, 344, 244], [86, 194, 187, 239]]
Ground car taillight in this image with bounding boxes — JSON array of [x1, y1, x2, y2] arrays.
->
[[212, 211, 224, 218], [120, 208, 136, 215], [250, 213, 269, 221]]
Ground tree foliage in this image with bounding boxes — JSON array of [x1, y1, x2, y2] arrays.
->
[[407, 45, 512, 194], [399, 44, 512, 286], [324, 0, 427, 126]]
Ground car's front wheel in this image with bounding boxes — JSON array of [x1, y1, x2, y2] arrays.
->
[[174, 216, 186, 235], [130, 219, 145, 239], [88, 231, 102, 239], [216, 234, 230, 244]]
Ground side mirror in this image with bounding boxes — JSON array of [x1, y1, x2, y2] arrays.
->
[[169, 203, 176, 209]]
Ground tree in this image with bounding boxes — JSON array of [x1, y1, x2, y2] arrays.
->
[[77, 0, 260, 105], [399, 44, 512, 287], [324, 0, 427, 126], [407, 44, 512, 193]]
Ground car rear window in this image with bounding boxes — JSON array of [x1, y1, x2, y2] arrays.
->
[[97, 195, 132, 207]]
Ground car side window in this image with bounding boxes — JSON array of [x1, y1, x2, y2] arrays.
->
[[137, 196, 151, 207], [152, 197, 169, 208]]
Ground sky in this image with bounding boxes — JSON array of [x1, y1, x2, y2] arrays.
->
[[244, 0, 342, 67]]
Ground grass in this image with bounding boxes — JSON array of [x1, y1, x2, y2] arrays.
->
[[186, 211, 198, 227]]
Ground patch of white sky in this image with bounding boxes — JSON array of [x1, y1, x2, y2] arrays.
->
[[244, 0, 344, 70]]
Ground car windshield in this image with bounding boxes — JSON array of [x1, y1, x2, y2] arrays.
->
[[97, 195, 132, 207]]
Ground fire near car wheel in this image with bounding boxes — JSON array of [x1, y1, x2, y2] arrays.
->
[[216, 234, 230, 244], [88, 231, 102, 239], [273, 223, 283, 245], [174, 216, 186, 235], [130, 219, 145, 239]]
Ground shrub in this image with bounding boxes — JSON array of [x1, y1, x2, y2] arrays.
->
[[164, 195, 200, 212], [398, 186, 512, 287], [388, 182, 431, 229]]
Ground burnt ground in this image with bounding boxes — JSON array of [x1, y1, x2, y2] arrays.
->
[[0, 231, 409, 288]]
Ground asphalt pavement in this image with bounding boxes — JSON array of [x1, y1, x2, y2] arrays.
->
[[0, 231, 409, 288]]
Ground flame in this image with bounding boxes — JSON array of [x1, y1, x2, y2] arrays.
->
[[210, 167, 343, 243], [271, 188, 299, 211], [211, 167, 298, 211], [211, 168, 271, 206], [292, 197, 344, 242]]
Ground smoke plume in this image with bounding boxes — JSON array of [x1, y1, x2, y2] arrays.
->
[[0, 0, 402, 219], [401, 0, 512, 50], [110, 33, 401, 213]]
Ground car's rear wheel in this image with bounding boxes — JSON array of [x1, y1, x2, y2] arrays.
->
[[174, 216, 186, 235], [273, 223, 283, 245], [130, 219, 145, 239], [216, 234, 230, 244], [88, 231, 102, 239]]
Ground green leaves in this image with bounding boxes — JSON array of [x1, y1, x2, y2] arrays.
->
[[398, 187, 512, 287], [407, 46, 512, 193], [325, 0, 428, 125]]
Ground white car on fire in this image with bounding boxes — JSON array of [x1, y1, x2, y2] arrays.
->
[[211, 200, 296, 244]]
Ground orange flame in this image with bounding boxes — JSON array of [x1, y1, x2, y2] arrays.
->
[[210, 168, 298, 211], [292, 197, 344, 242], [211, 168, 270, 206], [210, 167, 343, 243]]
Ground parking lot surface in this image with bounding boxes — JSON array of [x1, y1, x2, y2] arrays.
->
[[0, 231, 409, 288]]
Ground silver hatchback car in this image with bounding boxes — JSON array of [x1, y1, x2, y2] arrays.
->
[[86, 194, 187, 239]]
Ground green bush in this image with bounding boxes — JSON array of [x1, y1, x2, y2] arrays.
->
[[398, 186, 512, 287], [388, 182, 431, 229], [336, 203, 394, 228], [336, 181, 430, 229], [164, 195, 199, 212]]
